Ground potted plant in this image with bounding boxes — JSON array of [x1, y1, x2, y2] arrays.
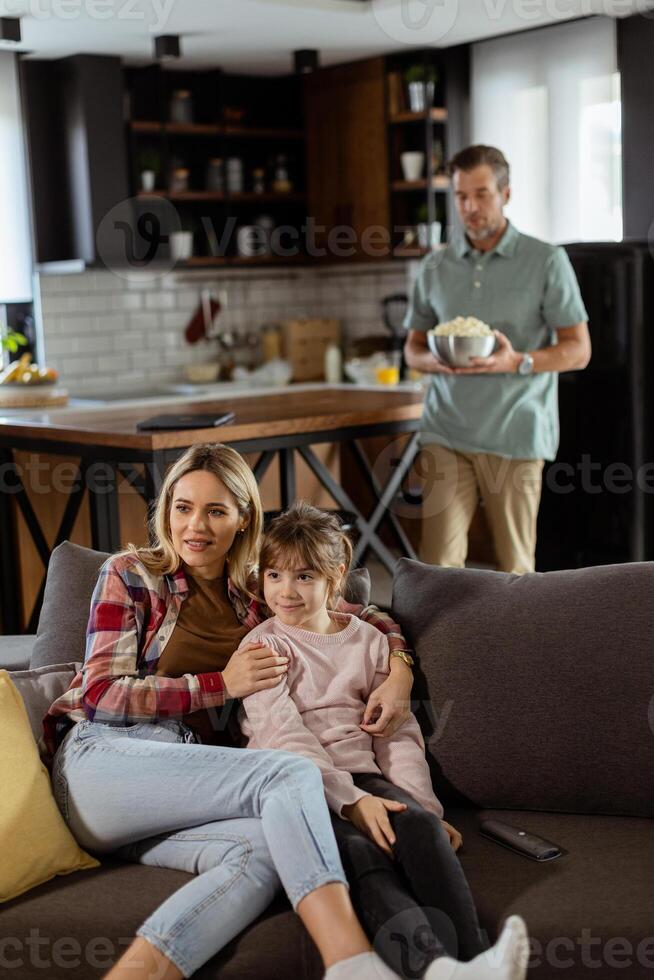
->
[[138, 148, 161, 193], [0, 328, 27, 374], [405, 65, 438, 113]]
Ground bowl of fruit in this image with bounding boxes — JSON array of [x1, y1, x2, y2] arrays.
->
[[0, 353, 65, 407]]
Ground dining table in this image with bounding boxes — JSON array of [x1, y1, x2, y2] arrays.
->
[[0, 384, 425, 633]]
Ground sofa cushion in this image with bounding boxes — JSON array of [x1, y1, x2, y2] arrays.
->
[[30, 543, 370, 671], [10, 662, 80, 744], [30, 542, 110, 669], [0, 862, 322, 980], [392, 559, 654, 817], [0, 635, 35, 671], [0, 671, 99, 903], [448, 806, 654, 979]]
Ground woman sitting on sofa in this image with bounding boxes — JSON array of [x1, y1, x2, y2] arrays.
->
[[44, 441, 416, 980]]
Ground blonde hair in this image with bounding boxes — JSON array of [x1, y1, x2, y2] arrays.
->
[[259, 502, 353, 606], [125, 443, 263, 595]]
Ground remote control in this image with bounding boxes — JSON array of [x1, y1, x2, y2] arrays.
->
[[480, 819, 563, 862]]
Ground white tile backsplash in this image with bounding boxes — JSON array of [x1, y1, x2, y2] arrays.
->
[[37, 261, 412, 395]]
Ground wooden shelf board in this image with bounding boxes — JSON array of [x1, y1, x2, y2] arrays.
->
[[228, 192, 305, 204], [185, 253, 306, 267], [137, 191, 305, 204], [129, 120, 162, 133], [389, 108, 448, 124], [222, 125, 304, 140], [168, 191, 227, 202], [391, 176, 450, 192], [393, 246, 429, 259], [129, 120, 304, 140]]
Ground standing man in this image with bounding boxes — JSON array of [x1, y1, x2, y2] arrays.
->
[[403, 145, 591, 574]]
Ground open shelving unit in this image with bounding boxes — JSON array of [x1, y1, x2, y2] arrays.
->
[[385, 48, 468, 259], [125, 65, 307, 267]]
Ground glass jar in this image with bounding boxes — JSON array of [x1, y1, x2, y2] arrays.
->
[[252, 167, 266, 194], [206, 158, 224, 193], [272, 154, 292, 194], [170, 168, 190, 193], [226, 157, 243, 194], [170, 90, 193, 124]]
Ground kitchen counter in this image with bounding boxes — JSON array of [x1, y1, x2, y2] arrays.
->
[[0, 384, 424, 632], [0, 383, 423, 449]]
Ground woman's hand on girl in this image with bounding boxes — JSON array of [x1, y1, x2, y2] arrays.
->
[[342, 795, 407, 857], [442, 819, 463, 851], [360, 671, 413, 738], [222, 642, 289, 699]]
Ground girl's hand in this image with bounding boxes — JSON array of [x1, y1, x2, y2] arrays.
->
[[360, 669, 412, 737], [222, 642, 289, 699], [442, 819, 463, 851], [342, 795, 407, 857]]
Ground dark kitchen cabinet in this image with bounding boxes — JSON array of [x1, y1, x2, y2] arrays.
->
[[303, 57, 391, 260]]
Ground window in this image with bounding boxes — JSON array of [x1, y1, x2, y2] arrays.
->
[[471, 17, 622, 244], [0, 52, 33, 303]]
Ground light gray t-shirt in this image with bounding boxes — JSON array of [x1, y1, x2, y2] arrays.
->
[[404, 222, 588, 461]]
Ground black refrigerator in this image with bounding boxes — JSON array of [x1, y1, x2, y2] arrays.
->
[[536, 241, 654, 571]]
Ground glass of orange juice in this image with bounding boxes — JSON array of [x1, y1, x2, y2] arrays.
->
[[375, 351, 401, 385]]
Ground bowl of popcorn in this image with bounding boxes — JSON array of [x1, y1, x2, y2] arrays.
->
[[427, 316, 496, 368]]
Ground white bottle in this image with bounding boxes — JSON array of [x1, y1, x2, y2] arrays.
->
[[324, 343, 343, 384]]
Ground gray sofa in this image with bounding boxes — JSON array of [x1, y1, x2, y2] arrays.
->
[[1, 543, 653, 979]]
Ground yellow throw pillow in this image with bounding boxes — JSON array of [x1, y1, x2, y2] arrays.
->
[[0, 670, 99, 902]]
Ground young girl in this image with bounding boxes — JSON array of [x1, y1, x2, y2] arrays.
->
[[239, 502, 529, 980]]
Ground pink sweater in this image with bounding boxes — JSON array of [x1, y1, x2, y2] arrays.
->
[[238, 613, 443, 818]]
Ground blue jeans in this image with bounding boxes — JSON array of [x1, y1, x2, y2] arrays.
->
[[53, 719, 346, 977]]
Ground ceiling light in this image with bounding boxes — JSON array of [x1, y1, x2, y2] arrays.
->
[[294, 49, 319, 74], [154, 35, 181, 61], [0, 18, 21, 43]]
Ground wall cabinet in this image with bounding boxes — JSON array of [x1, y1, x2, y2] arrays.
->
[[21, 50, 468, 269], [304, 58, 390, 261]]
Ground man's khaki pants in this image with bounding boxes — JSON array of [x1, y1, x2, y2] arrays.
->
[[418, 443, 545, 574]]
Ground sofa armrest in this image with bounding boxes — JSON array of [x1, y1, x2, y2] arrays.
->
[[0, 635, 37, 672]]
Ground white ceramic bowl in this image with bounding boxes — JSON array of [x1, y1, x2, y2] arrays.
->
[[427, 331, 496, 368]]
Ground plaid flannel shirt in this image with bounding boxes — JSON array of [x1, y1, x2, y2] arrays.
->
[[43, 553, 412, 758]]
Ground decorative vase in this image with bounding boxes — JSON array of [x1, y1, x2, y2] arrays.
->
[[408, 80, 435, 113], [417, 221, 442, 251], [400, 151, 425, 182], [140, 170, 156, 193]]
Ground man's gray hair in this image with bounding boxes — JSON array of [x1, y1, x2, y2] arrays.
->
[[447, 145, 510, 190]]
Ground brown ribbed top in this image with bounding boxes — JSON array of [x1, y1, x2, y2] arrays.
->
[[157, 573, 249, 744]]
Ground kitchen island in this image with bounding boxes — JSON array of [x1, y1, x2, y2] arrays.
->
[[0, 384, 424, 633]]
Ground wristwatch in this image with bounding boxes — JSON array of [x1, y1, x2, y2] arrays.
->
[[517, 353, 534, 376], [390, 650, 415, 668]]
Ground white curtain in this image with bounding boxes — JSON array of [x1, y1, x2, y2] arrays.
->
[[471, 17, 622, 244], [0, 52, 33, 303]]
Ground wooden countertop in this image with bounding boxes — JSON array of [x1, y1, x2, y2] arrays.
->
[[0, 386, 424, 450]]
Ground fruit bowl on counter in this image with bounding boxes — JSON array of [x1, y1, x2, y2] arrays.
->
[[0, 353, 68, 408]]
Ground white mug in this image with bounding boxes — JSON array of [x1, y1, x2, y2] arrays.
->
[[169, 231, 194, 262]]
